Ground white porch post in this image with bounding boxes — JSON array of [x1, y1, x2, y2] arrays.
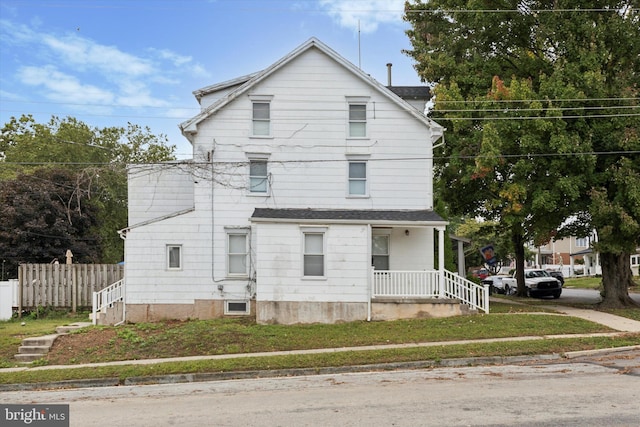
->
[[437, 226, 446, 298], [457, 240, 465, 277]]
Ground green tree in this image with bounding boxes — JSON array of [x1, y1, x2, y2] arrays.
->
[[0, 169, 101, 278], [0, 115, 176, 272], [405, 1, 639, 305]]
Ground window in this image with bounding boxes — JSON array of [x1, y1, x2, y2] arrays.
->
[[227, 232, 248, 276], [249, 160, 268, 193], [348, 104, 366, 137], [225, 300, 250, 315], [372, 234, 389, 271], [303, 231, 325, 277], [575, 237, 588, 247], [167, 245, 182, 270], [348, 161, 367, 196], [252, 102, 270, 136]]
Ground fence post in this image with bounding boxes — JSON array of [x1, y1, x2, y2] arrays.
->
[[18, 265, 23, 318]]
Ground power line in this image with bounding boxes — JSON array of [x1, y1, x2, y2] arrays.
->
[[3, 150, 638, 167]]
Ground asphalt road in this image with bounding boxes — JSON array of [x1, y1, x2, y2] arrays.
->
[[2, 352, 639, 427], [545, 287, 640, 304]]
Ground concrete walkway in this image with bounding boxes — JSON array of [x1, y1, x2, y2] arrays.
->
[[546, 305, 640, 333]]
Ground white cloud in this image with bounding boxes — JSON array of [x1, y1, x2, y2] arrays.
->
[[42, 34, 153, 77], [19, 65, 115, 105], [318, 0, 405, 33]]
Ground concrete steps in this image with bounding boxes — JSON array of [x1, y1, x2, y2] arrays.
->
[[14, 322, 92, 363]]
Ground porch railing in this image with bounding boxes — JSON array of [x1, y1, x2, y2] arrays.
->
[[92, 279, 125, 325], [372, 270, 489, 313]]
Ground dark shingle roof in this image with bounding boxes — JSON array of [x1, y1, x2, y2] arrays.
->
[[251, 208, 444, 223], [387, 86, 431, 100]]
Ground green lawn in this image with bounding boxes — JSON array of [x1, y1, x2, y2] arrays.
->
[[1, 300, 639, 387]]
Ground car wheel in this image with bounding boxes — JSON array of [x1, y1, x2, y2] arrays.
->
[[504, 285, 510, 295], [553, 290, 561, 299]]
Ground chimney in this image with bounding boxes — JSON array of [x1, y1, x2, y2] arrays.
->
[[386, 63, 392, 86]]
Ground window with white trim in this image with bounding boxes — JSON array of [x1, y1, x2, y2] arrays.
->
[[227, 231, 248, 276], [250, 95, 273, 137], [225, 300, 250, 315], [348, 161, 367, 196], [167, 245, 182, 270], [575, 237, 588, 247], [348, 104, 366, 137], [249, 160, 268, 193], [303, 230, 325, 277]]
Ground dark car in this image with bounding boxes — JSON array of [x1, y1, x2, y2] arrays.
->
[[548, 271, 564, 286]]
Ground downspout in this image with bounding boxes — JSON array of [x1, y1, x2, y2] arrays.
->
[[367, 223, 372, 321], [118, 229, 127, 325], [437, 226, 446, 298]]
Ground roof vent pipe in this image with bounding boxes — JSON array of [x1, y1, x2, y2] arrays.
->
[[386, 63, 392, 86]]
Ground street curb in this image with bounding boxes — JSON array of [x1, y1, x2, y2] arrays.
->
[[563, 344, 640, 359]]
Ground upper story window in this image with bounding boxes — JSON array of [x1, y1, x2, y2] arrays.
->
[[348, 161, 367, 196], [349, 104, 366, 137], [346, 96, 370, 138], [167, 245, 182, 270], [249, 95, 273, 137], [575, 237, 588, 247], [246, 152, 270, 195], [249, 160, 268, 193]]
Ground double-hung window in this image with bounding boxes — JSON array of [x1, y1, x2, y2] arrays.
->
[[302, 228, 326, 277], [348, 161, 367, 196], [346, 96, 369, 138], [246, 152, 270, 195], [227, 230, 249, 277], [167, 245, 182, 270], [249, 160, 268, 193], [250, 95, 273, 137]]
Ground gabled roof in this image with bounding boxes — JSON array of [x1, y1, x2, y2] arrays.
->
[[250, 208, 446, 225], [179, 37, 443, 141]]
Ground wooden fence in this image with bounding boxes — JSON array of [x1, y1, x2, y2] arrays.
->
[[18, 263, 124, 312]]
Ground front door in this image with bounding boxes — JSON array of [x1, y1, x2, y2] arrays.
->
[[372, 234, 389, 271]]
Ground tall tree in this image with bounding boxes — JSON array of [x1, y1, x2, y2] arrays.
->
[[0, 115, 176, 275], [405, 1, 639, 305]]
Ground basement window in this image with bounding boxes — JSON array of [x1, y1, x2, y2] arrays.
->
[[225, 300, 250, 315]]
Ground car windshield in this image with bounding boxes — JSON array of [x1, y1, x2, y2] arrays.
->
[[525, 270, 550, 278]]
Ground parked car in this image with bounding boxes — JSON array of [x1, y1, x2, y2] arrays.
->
[[501, 269, 562, 298], [470, 268, 490, 280], [481, 275, 511, 295], [548, 271, 564, 285]]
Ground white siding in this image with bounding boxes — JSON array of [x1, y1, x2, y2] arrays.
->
[[255, 223, 370, 303], [128, 164, 195, 225], [124, 43, 442, 309]]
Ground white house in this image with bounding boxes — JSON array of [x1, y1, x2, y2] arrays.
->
[[109, 38, 488, 325]]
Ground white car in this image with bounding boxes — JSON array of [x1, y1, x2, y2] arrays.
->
[[480, 275, 511, 294], [501, 269, 562, 298]]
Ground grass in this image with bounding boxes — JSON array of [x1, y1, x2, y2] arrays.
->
[[0, 302, 638, 386], [1, 293, 639, 387], [0, 311, 89, 368], [564, 276, 602, 289]]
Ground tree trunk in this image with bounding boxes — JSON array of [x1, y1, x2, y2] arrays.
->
[[599, 251, 639, 308], [512, 229, 527, 297]]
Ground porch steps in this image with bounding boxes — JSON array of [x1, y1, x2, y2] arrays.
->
[[14, 322, 92, 363]]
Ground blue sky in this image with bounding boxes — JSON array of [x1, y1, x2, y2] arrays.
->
[[0, 0, 423, 158]]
